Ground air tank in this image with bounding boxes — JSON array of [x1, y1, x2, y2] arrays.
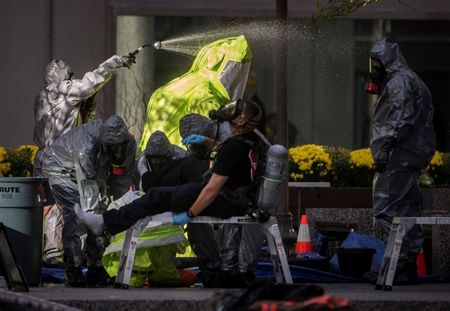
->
[[257, 144, 288, 212]]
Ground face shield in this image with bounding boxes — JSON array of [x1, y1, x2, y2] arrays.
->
[[106, 140, 129, 175], [365, 58, 386, 94]]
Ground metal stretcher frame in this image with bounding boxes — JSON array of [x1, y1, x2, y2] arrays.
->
[[114, 215, 293, 288], [375, 216, 450, 291]]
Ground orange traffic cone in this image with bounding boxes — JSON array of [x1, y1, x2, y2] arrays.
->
[[416, 247, 427, 276], [296, 215, 313, 254]]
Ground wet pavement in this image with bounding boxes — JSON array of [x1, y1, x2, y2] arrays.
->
[[3, 282, 449, 311]]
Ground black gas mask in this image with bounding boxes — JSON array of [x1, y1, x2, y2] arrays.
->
[[146, 155, 172, 171], [208, 99, 243, 123], [365, 58, 386, 95], [106, 140, 129, 175]]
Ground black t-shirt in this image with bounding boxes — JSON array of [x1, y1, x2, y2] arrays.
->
[[141, 156, 208, 192], [212, 131, 259, 191]]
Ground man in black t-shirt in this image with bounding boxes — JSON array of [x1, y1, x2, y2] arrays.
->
[[75, 99, 263, 240]]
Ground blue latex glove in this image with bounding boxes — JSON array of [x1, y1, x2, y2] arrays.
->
[[182, 134, 205, 146], [172, 212, 192, 225]]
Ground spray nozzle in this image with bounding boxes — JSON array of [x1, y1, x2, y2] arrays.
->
[[153, 41, 162, 50]]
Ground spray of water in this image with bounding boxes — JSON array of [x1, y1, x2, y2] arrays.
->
[[152, 18, 362, 79], [153, 19, 316, 56]]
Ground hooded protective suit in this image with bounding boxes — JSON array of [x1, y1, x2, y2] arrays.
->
[[105, 129, 216, 287], [136, 130, 187, 182], [35, 56, 133, 266], [369, 38, 436, 275], [41, 115, 137, 269], [34, 56, 133, 150], [33, 55, 132, 179], [139, 35, 252, 150]]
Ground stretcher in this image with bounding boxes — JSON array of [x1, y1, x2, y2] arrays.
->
[[114, 214, 293, 288]]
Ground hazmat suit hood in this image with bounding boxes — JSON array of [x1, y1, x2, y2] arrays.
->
[[179, 113, 231, 160], [179, 114, 216, 141], [370, 38, 409, 74], [100, 115, 130, 147], [45, 59, 72, 85], [100, 115, 131, 172], [139, 35, 252, 150], [144, 131, 173, 157]]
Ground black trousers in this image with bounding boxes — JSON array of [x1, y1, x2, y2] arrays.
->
[[103, 182, 246, 235]]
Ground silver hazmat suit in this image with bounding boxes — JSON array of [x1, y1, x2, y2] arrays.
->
[[369, 38, 436, 269], [34, 55, 132, 176], [41, 115, 137, 268], [35, 56, 131, 265]]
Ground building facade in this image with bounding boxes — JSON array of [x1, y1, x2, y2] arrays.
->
[[1, 0, 450, 150]]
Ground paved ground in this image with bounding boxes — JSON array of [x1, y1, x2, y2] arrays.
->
[[6, 282, 449, 311]]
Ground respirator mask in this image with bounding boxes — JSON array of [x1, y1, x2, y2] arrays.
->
[[365, 58, 386, 95], [146, 155, 172, 171], [208, 99, 243, 123], [106, 140, 129, 175]]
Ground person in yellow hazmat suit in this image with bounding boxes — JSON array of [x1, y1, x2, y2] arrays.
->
[[139, 35, 252, 150]]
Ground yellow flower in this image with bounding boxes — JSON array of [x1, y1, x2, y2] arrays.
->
[[16, 145, 39, 163], [429, 151, 443, 167], [0, 162, 11, 175], [0, 147, 10, 175], [0, 147, 7, 163], [289, 144, 332, 181], [349, 148, 374, 169]]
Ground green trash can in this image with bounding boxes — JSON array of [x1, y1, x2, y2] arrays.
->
[[0, 177, 54, 285]]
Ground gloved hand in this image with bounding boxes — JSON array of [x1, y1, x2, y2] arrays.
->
[[374, 156, 388, 173], [182, 134, 205, 146], [375, 136, 396, 173], [119, 54, 136, 69], [172, 212, 192, 225]]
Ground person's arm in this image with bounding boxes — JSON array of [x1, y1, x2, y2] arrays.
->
[[49, 55, 132, 112], [386, 77, 416, 141], [182, 134, 221, 148], [187, 173, 228, 217], [75, 143, 100, 211]]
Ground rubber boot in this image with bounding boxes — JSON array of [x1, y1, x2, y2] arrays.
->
[[85, 266, 110, 287], [65, 266, 85, 287]]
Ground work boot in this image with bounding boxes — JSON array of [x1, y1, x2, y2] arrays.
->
[[65, 266, 85, 287], [85, 266, 111, 287], [394, 262, 420, 286]]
